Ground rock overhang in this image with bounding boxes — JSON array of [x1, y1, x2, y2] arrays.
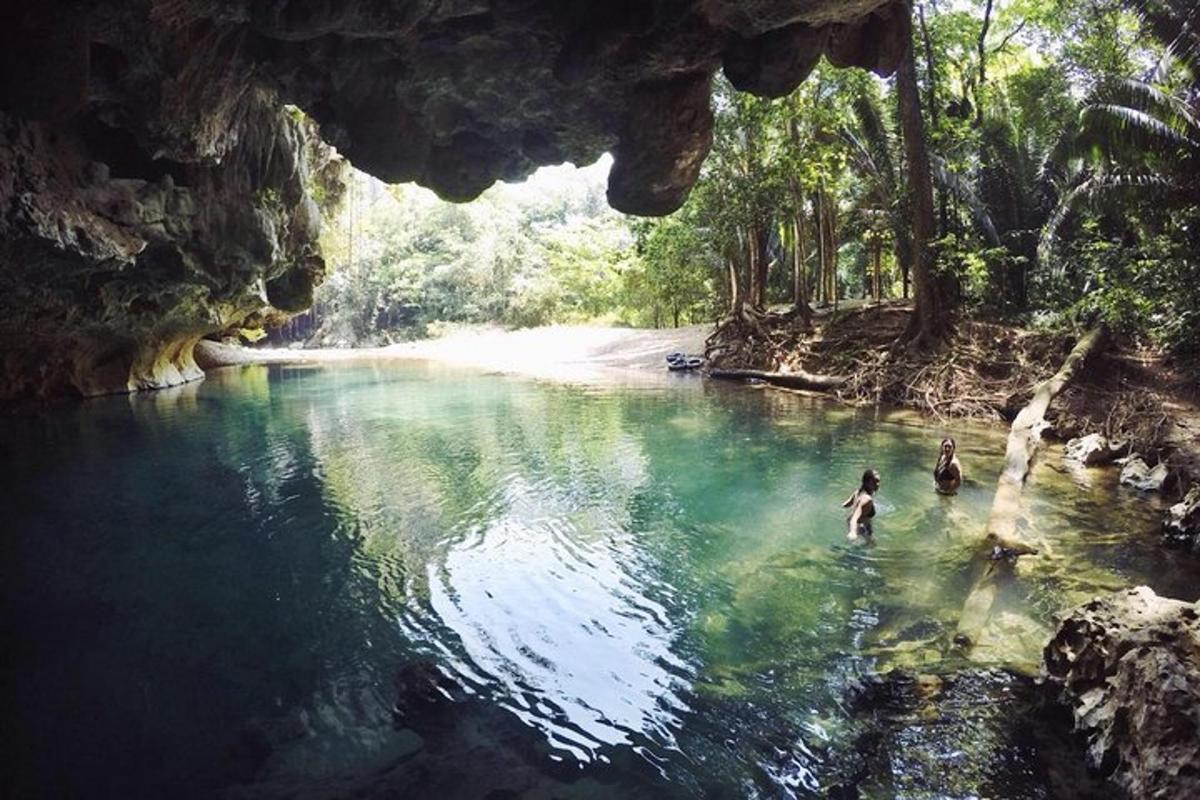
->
[[0, 0, 911, 397], [3, 0, 909, 213]]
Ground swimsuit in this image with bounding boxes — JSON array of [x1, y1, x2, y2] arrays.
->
[[934, 456, 957, 482], [935, 457, 960, 492], [850, 491, 875, 536]]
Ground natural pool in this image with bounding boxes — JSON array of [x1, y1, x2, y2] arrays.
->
[[2, 363, 1195, 799]]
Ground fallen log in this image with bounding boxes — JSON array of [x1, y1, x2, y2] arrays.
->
[[955, 325, 1106, 650], [707, 367, 848, 392]]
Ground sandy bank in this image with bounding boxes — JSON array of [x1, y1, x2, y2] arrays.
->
[[195, 324, 712, 384]]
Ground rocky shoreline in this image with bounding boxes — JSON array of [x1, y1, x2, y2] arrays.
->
[[1063, 431, 1200, 556], [1033, 430, 1199, 797], [1044, 587, 1200, 799]]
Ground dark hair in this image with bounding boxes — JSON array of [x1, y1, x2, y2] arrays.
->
[[861, 469, 881, 491], [941, 437, 956, 450]]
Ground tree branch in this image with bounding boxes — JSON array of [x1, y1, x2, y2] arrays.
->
[[990, 20, 1027, 55]]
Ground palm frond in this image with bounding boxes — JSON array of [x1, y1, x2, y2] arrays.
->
[[852, 94, 897, 186], [1043, 111, 1086, 179], [1095, 78, 1200, 134], [840, 128, 880, 179], [1129, 0, 1200, 84], [1038, 172, 1179, 264], [931, 158, 1001, 246], [1082, 104, 1199, 153], [980, 114, 1038, 230]]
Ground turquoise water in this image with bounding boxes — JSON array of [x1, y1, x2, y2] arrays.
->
[[2, 363, 1194, 799]]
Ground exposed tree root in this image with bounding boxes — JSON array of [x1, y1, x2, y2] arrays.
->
[[704, 306, 813, 371], [706, 305, 1075, 422]]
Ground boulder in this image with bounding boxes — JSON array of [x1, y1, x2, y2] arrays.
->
[[1162, 486, 1200, 551], [1119, 456, 1170, 492], [1064, 433, 1124, 466], [1043, 587, 1200, 800]]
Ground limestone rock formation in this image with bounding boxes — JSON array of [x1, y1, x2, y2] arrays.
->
[[1163, 486, 1200, 552], [1064, 433, 1124, 467], [0, 0, 910, 398], [1119, 456, 1170, 492], [1043, 586, 1200, 800], [0, 95, 345, 397]]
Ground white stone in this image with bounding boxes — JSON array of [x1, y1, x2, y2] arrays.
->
[[1163, 486, 1200, 548], [1119, 456, 1170, 491], [1065, 433, 1116, 466]]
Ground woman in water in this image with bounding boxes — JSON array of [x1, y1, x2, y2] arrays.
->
[[934, 437, 962, 494], [842, 469, 881, 540]]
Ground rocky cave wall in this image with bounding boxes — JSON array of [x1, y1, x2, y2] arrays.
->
[[0, 0, 910, 398]]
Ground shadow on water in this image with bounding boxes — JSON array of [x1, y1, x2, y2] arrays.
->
[[1, 363, 1195, 798]]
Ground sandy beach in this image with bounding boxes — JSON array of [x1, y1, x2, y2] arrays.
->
[[195, 324, 712, 384]]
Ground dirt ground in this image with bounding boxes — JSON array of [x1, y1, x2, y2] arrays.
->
[[703, 301, 1200, 486]]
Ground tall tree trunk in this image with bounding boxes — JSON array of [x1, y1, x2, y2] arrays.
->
[[791, 218, 801, 307], [823, 201, 832, 307], [752, 225, 769, 310], [728, 258, 741, 313], [917, 2, 948, 237], [793, 213, 812, 323], [976, 0, 993, 127], [897, 4, 949, 345], [813, 194, 826, 305], [733, 229, 753, 314], [873, 238, 883, 303], [746, 230, 760, 308], [889, 201, 912, 299], [822, 188, 838, 313]]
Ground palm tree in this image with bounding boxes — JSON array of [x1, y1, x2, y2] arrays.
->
[[1040, 77, 1199, 254], [1039, 0, 1200, 257], [843, 90, 915, 299]]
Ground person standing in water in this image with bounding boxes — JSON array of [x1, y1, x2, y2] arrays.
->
[[934, 438, 962, 494], [842, 469, 881, 540]]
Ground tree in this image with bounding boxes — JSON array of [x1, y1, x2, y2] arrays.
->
[[1042, 81, 1200, 250], [897, 2, 951, 344], [843, 86, 912, 299], [626, 211, 716, 327]]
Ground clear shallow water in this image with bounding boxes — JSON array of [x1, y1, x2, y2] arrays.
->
[[2, 363, 1195, 799]]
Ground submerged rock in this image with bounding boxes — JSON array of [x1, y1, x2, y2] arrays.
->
[[1065, 433, 1124, 466], [1118, 456, 1170, 491], [1043, 586, 1200, 800], [1162, 486, 1200, 552], [391, 658, 450, 725], [837, 668, 1104, 798]]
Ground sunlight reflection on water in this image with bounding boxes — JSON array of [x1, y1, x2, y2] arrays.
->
[[1, 362, 1195, 800]]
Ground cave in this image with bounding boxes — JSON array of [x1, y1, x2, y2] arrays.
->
[[0, 0, 908, 399]]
